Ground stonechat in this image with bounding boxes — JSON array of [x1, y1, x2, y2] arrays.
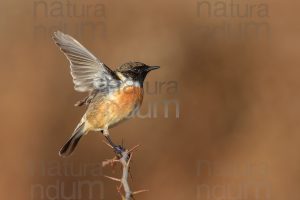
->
[[52, 31, 160, 157]]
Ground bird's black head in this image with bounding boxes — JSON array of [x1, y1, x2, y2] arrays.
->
[[116, 62, 160, 86]]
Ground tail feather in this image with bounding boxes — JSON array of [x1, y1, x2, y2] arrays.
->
[[59, 123, 85, 157]]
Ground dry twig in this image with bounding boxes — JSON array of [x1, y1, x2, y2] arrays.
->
[[102, 142, 148, 200]]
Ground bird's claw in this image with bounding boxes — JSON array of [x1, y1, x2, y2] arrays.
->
[[113, 145, 125, 157], [113, 145, 131, 161]]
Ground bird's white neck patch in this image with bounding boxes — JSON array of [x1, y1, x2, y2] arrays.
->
[[124, 80, 140, 87]]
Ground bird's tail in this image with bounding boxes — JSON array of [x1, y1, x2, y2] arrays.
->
[[59, 122, 86, 157]]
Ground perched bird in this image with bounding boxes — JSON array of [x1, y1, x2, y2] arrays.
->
[[52, 31, 159, 157]]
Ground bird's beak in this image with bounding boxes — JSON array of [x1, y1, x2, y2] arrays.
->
[[147, 66, 160, 71]]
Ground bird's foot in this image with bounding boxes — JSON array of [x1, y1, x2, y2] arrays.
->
[[104, 135, 127, 158], [113, 145, 126, 158]]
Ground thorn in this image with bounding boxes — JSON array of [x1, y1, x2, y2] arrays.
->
[[128, 144, 141, 153], [102, 140, 113, 148], [126, 152, 133, 166], [104, 175, 121, 182], [102, 158, 119, 167], [116, 184, 124, 198], [117, 183, 122, 191], [132, 189, 149, 195]]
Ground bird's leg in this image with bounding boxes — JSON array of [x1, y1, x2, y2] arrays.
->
[[105, 134, 116, 147], [102, 130, 125, 156]]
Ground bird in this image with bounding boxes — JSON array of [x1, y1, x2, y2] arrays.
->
[[52, 31, 160, 157]]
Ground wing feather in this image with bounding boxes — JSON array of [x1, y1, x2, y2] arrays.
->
[[52, 31, 120, 93]]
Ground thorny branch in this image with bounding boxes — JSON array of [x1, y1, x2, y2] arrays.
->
[[102, 141, 148, 200]]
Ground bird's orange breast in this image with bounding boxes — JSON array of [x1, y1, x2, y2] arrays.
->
[[85, 86, 143, 130]]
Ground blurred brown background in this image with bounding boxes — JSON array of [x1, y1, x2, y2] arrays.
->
[[1, 0, 300, 199]]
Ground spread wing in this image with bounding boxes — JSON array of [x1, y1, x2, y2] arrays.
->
[[52, 31, 120, 93]]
